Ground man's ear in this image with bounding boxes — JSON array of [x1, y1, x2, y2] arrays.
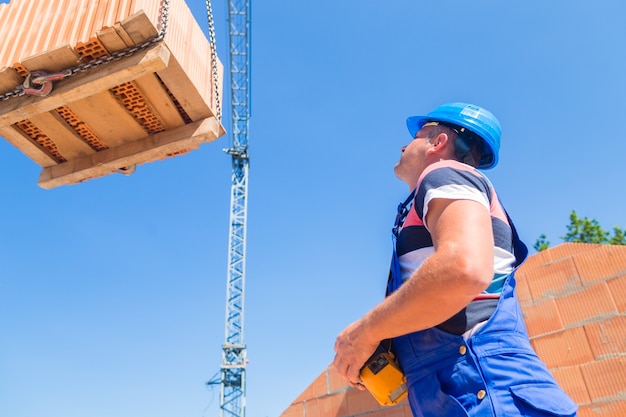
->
[[428, 132, 450, 155]]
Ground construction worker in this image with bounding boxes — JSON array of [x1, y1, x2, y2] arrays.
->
[[332, 103, 577, 416]]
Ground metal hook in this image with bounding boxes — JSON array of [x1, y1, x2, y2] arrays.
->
[[22, 70, 71, 97]]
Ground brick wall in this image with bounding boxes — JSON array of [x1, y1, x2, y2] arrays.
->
[[279, 243, 626, 417], [279, 366, 412, 417], [516, 243, 626, 417]]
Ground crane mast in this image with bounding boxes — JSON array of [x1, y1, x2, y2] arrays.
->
[[219, 0, 250, 416]]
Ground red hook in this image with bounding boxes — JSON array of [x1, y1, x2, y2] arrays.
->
[[22, 70, 70, 96]]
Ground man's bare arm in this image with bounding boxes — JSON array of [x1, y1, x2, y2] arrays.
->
[[332, 198, 494, 385]]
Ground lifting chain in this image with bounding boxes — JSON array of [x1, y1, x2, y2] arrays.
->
[[0, 0, 171, 101], [205, 0, 222, 123]]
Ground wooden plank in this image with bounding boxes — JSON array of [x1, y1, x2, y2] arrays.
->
[[134, 73, 186, 130], [156, 55, 213, 121], [134, 0, 160, 26], [38, 116, 226, 189], [0, 66, 23, 95], [97, 26, 130, 52], [66, 90, 147, 148], [20, 44, 81, 72], [0, 124, 57, 167], [112, 22, 136, 47], [28, 112, 95, 159], [0, 43, 171, 126], [120, 11, 158, 45]]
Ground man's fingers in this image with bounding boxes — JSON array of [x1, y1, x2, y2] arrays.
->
[[332, 354, 363, 389], [347, 364, 362, 387], [331, 354, 349, 381]]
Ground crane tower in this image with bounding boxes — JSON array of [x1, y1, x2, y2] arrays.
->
[[218, 0, 251, 416]]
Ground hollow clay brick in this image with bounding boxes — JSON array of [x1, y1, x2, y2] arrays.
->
[[555, 282, 618, 328], [583, 315, 626, 359], [532, 327, 594, 368], [523, 258, 582, 300], [574, 245, 626, 285], [580, 356, 626, 401], [551, 365, 591, 405], [523, 298, 564, 338]]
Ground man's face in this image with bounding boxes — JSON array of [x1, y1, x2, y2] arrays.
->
[[393, 125, 435, 185]]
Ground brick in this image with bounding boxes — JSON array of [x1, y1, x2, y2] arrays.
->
[[111, 81, 166, 134], [327, 366, 350, 393], [401, 403, 413, 417], [293, 370, 327, 404], [547, 243, 601, 262], [514, 272, 533, 306], [607, 274, 626, 312], [574, 245, 626, 285], [317, 392, 349, 417], [555, 282, 618, 328], [346, 385, 380, 415], [306, 393, 410, 417], [550, 365, 591, 405], [305, 398, 320, 417], [577, 400, 626, 417], [522, 298, 563, 337], [532, 327, 594, 368], [279, 401, 304, 417], [314, 370, 330, 398], [584, 316, 626, 358], [366, 404, 407, 417], [56, 106, 108, 151], [519, 249, 554, 272], [523, 258, 582, 300], [580, 356, 626, 401]]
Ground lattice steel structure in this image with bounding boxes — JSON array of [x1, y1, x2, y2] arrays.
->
[[219, 0, 251, 416]]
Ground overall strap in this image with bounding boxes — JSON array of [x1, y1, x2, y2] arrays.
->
[[387, 189, 416, 296], [392, 189, 416, 238], [498, 198, 529, 267]]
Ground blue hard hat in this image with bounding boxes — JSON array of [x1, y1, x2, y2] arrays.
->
[[406, 102, 502, 169]]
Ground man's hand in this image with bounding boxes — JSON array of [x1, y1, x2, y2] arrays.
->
[[332, 319, 379, 390]]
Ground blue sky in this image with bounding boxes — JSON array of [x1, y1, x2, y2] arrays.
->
[[1, 1, 626, 417]]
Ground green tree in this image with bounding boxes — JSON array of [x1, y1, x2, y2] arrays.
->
[[561, 210, 609, 244], [534, 210, 625, 251], [610, 226, 626, 245], [534, 234, 550, 252]]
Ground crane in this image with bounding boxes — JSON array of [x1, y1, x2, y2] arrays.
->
[[205, 0, 251, 416]]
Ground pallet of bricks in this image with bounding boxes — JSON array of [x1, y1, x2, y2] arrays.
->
[[0, 0, 225, 188]]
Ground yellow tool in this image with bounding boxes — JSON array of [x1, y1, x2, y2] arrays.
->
[[360, 350, 408, 406]]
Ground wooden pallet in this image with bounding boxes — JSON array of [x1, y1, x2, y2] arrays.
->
[[0, 0, 225, 188]]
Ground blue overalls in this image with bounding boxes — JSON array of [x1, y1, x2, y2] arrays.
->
[[387, 194, 578, 417]]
